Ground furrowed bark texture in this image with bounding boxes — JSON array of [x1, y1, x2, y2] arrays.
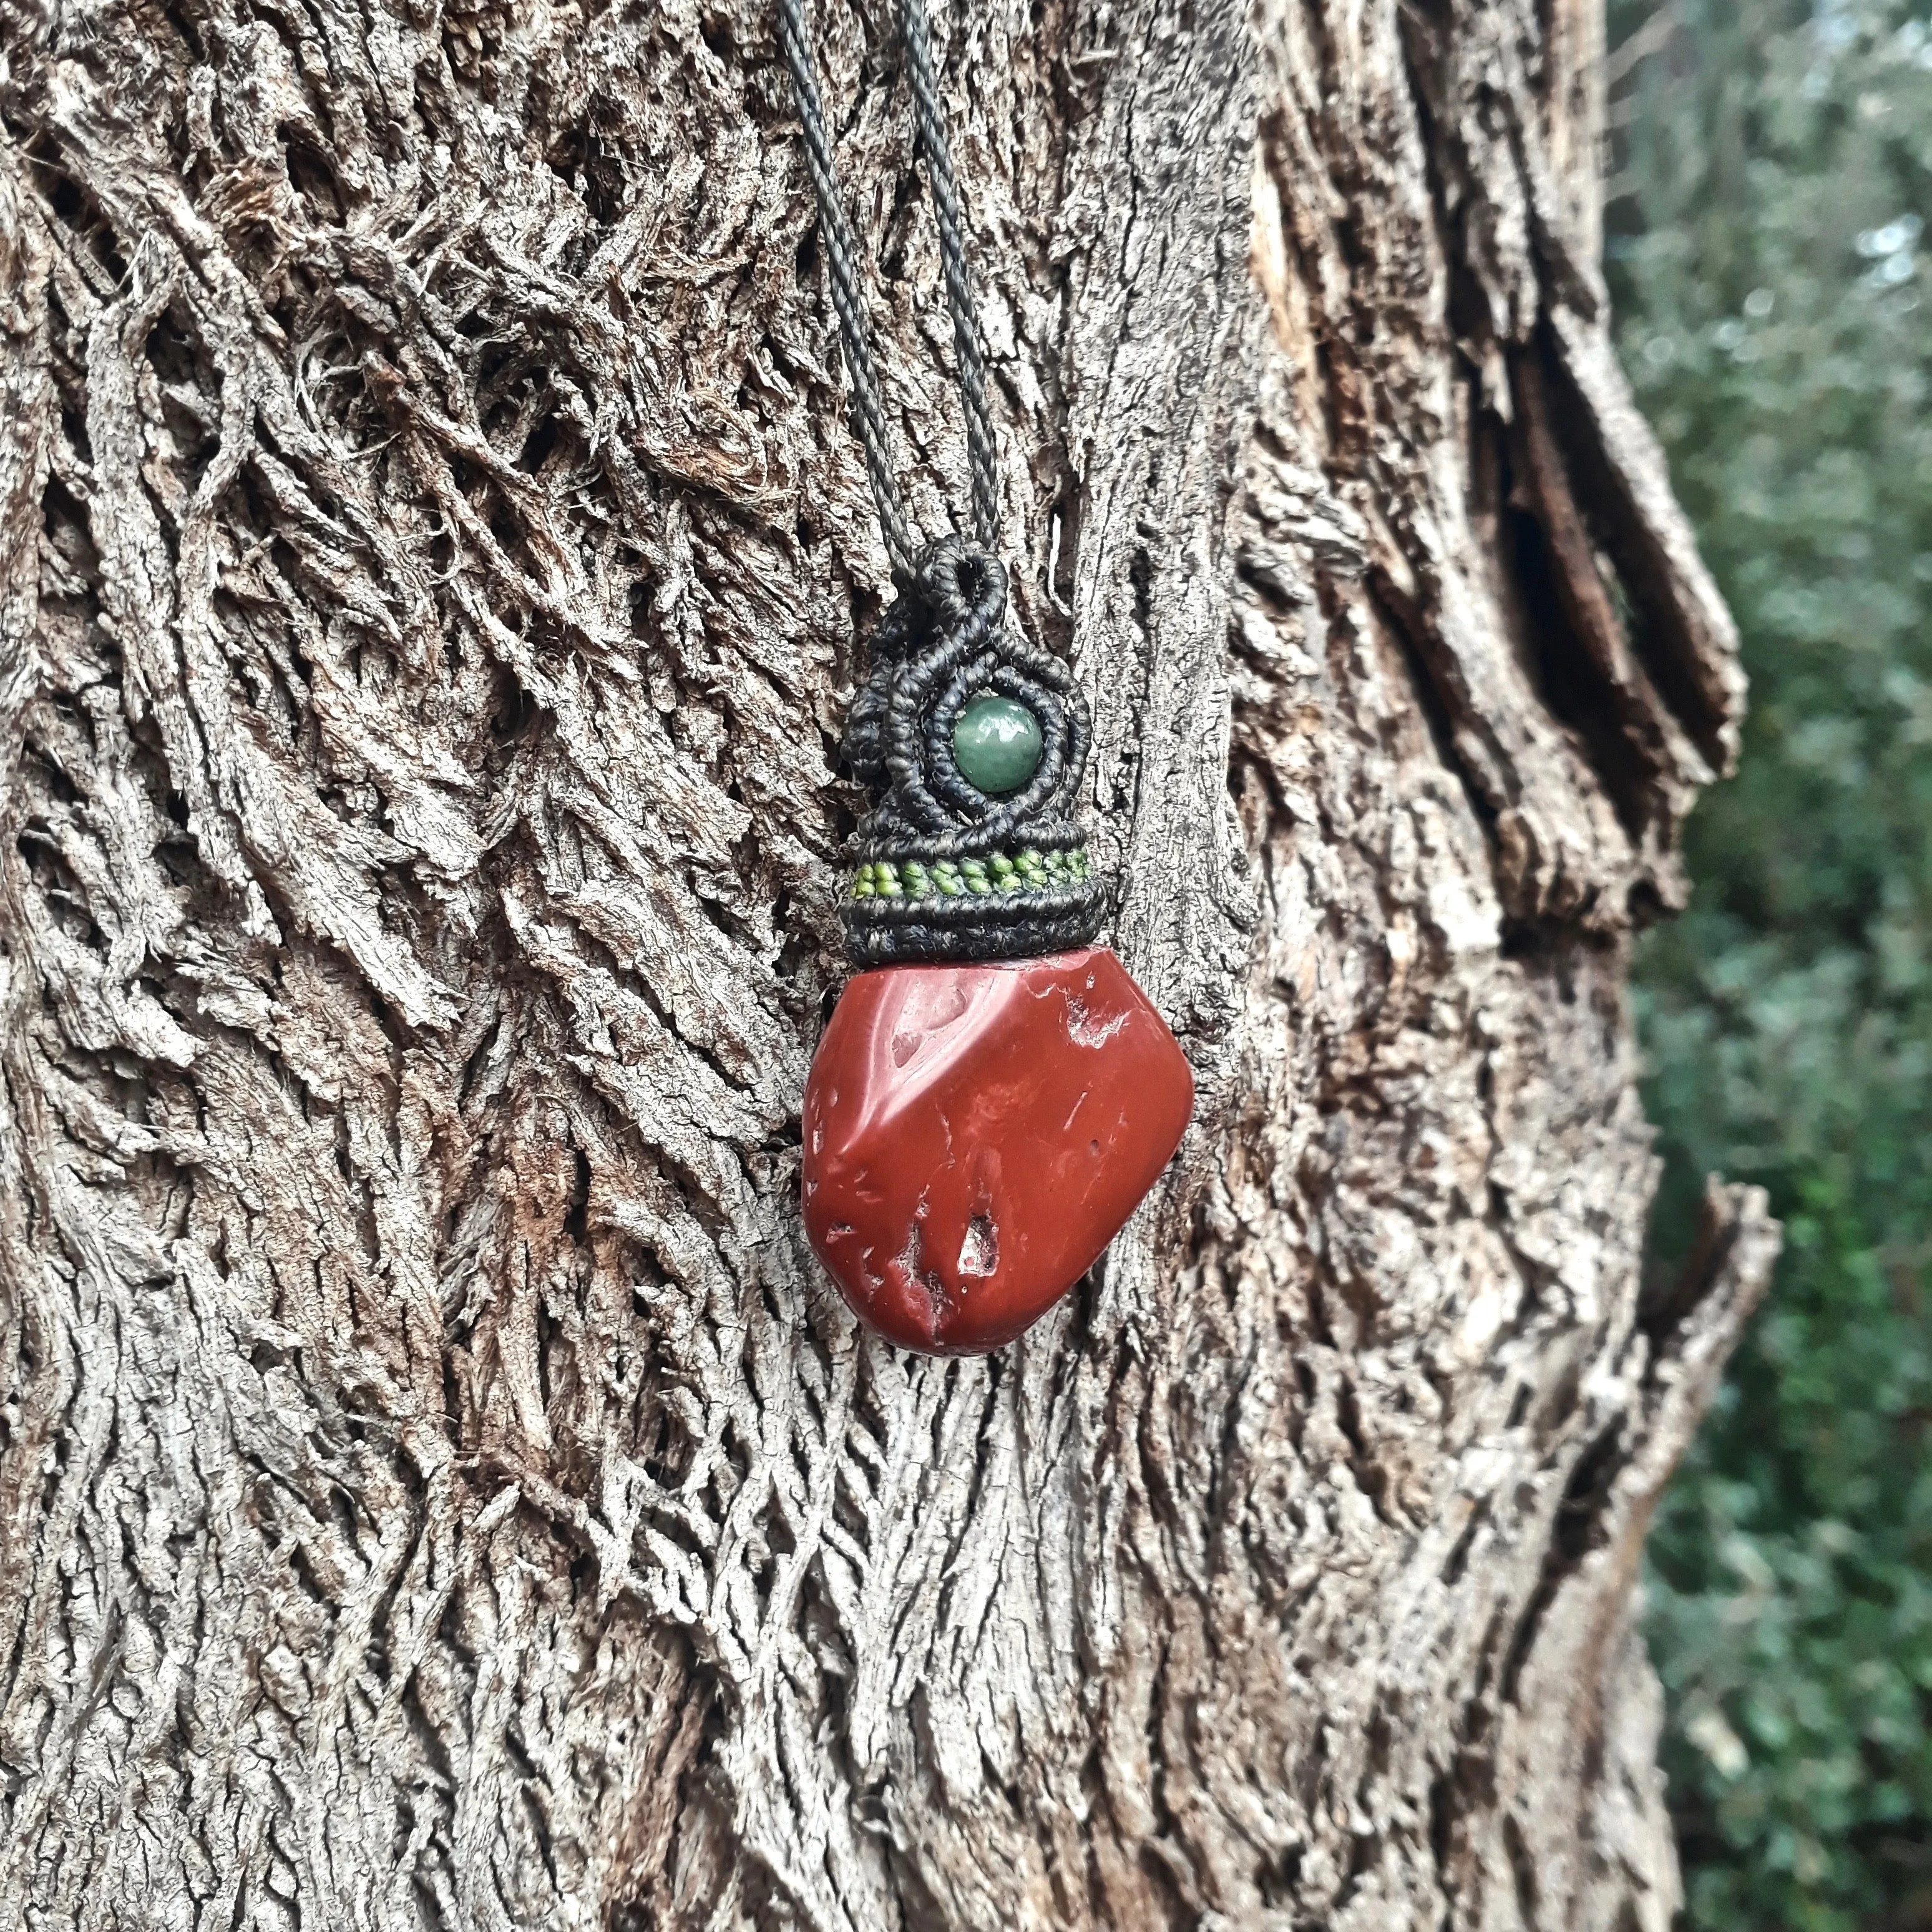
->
[[0, 0, 1777, 1927]]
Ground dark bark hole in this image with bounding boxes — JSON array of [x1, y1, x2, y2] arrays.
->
[[1533, 324, 1734, 771], [1257, 1838, 1304, 1906], [57, 402, 93, 471], [1501, 1419, 1627, 1700], [1505, 495, 1656, 847], [33, 142, 129, 285], [1334, 1374, 1391, 1521], [535, 1295, 558, 1415], [1050, 484, 1082, 612], [487, 673, 539, 761], [1640, 1183, 1740, 1342], [519, 410, 564, 476], [543, 122, 627, 227], [1429, 1770, 1458, 1881], [627, 575, 655, 635], [142, 299, 209, 389], [564, 1143, 592, 1244], [281, 130, 346, 223], [158, 390, 220, 490], [1441, 1505, 1483, 1585], [40, 472, 97, 570], [487, 486, 533, 562], [881, 161, 926, 283], [17, 831, 108, 957], [1366, 575, 1500, 839], [1129, 542, 1154, 633], [1503, 1813, 1542, 1930]]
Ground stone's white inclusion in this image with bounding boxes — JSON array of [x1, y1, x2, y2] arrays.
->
[[958, 1214, 999, 1277]]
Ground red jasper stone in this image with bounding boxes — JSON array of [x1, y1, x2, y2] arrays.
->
[[801, 947, 1194, 1354]]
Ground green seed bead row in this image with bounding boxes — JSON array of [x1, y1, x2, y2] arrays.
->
[[849, 847, 1093, 901]]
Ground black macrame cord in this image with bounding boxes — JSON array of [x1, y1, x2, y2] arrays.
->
[[779, 0, 1106, 964]]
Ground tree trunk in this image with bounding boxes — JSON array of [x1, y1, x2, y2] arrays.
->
[[0, 0, 1779, 1926]]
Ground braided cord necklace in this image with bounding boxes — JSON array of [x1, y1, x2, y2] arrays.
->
[[778, 0, 996, 580], [781, 0, 1102, 964], [784, 0, 1194, 1355]]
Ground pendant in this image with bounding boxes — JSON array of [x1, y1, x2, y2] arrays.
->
[[805, 537, 1190, 1352], [802, 946, 1193, 1354]]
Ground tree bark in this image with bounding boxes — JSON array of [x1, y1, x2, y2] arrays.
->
[[0, 0, 1778, 1926]]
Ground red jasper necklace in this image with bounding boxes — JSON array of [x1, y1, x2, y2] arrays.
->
[[780, 0, 1194, 1354]]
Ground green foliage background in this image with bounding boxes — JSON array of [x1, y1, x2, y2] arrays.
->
[[1609, 0, 1932, 1923]]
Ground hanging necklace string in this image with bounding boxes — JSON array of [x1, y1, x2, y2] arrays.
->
[[777, 0, 1000, 580], [779, 0, 1106, 967]]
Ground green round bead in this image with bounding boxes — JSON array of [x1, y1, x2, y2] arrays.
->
[[952, 695, 1043, 796]]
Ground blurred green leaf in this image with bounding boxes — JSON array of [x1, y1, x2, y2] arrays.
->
[[1612, 1, 1932, 1923]]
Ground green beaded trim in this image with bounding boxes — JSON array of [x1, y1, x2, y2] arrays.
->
[[849, 846, 1093, 902]]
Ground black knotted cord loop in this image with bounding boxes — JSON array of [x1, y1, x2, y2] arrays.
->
[[897, 0, 998, 550], [776, 0, 919, 582], [841, 537, 1103, 961], [779, 0, 1107, 964]]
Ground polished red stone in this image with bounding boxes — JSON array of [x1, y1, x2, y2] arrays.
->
[[801, 947, 1194, 1354]]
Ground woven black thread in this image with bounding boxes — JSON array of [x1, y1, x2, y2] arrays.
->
[[897, 0, 998, 548], [778, 0, 998, 566], [779, 0, 1106, 964], [842, 537, 1105, 962]]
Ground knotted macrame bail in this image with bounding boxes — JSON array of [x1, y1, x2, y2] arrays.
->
[[779, 0, 1108, 964]]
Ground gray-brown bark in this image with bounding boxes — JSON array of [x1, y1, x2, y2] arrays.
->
[[0, 0, 1777, 1926]]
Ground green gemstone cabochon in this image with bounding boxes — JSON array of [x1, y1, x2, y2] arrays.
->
[[952, 694, 1043, 796]]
